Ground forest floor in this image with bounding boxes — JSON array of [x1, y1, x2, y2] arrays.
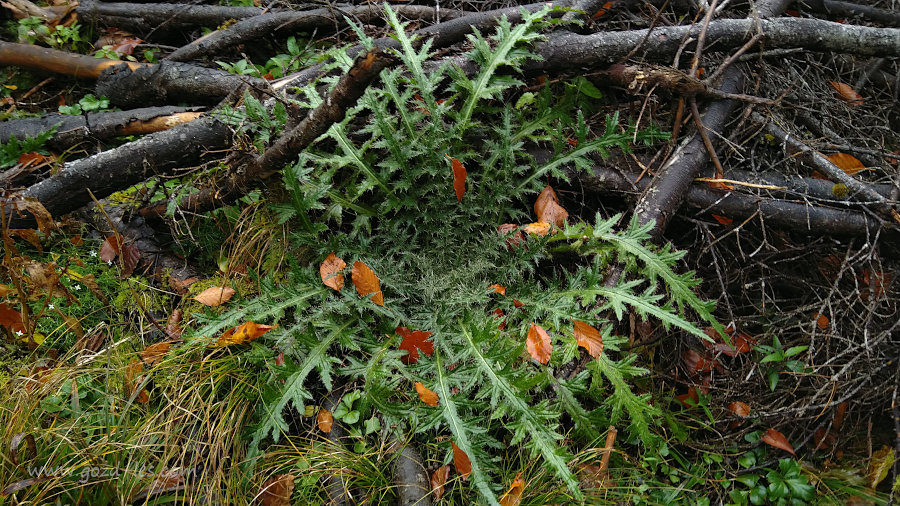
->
[[1, 0, 899, 504]]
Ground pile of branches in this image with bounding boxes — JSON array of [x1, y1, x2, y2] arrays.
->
[[2, 0, 899, 493]]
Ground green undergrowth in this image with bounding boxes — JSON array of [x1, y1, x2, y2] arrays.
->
[[4, 5, 880, 505]]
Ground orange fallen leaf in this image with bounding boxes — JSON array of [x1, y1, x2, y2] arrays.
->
[[317, 408, 333, 433], [711, 214, 733, 226], [141, 341, 172, 366], [216, 321, 278, 347], [319, 252, 346, 291], [814, 427, 834, 450], [499, 472, 525, 506], [194, 286, 236, 307], [676, 387, 699, 408], [761, 427, 795, 455], [396, 326, 434, 364], [833, 401, 847, 428], [814, 313, 829, 330], [492, 308, 507, 330], [592, 0, 614, 17], [534, 185, 568, 227], [827, 153, 867, 175], [431, 465, 450, 500], [727, 401, 750, 418], [352, 261, 384, 306], [124, 358, 149, 404], [522, 222, 551, 236], [446, 155, 467, 202], [451, 441, 471, 478], [828, 81, 863, 106], [526, 323, 552, 364], [259, 473, 296, 506], [488, 284, 506, 296], [415, 382, 439, 406], [0, 302, 26, 335], [574, 320, 603, 359]]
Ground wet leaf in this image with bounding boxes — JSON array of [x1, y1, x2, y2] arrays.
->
[[574, 320, 603, 359], [526, 323, 552, 364], [828, 81, 863, 106], [499, 472, 525, 506], [867, 446, 894, 489], [319, 252, 346, 291], [415, 382, 439, 406], [259, 474, 296, 506], [761, 428, 795, 455], [194, 286, 236, 307], [396, 326, 434, 364], [827, 153, 867, 175], [447, 155, 467, 202], [352, 261, 384, 306], [318, 408, 333, 433], [216, 321, 278, 346], [534, 185, 568, 227], [451, 441, 471, 478]]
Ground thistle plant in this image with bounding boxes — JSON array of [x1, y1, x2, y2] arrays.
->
[[185, 5, 719, 503]]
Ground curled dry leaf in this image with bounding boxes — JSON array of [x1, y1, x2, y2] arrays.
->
[[499, 472, 525, 506], [194, 286, 236, 307], [415, 381, 439, 406], [522, 222, 551, 236], [574, 320, 603, 359], [396, 326, 434, 364], [216, 321, 278, 347], [259, 474, 296, 506], [761, 428, 795, 455], [526, 323, 552, 364], [828, 81, 863, 106], [431, 465, 450, 501], [534, 185, 568, 227], [451, 441, 471, 478], [352, 261, 384, 306], [317, 408, 334, 433], [319, 252, 346, 291]]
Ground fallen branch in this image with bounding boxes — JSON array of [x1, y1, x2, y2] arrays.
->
[[394, 441, 431, 506], [0, 106, 203, 148], [166, 4, 461, 63], [800, 0, 900, 27], [77, 0, 264, 33], [0, 40, 142, 79], [5, 116, 231, 226]]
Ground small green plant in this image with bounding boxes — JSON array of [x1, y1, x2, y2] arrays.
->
[[216, 91, 288, 153], [58, 94, 111, 115], [731, 457, 815, 505], [755, 336, 809, 391], [17, 17, 87, 51], [1, 127, 55, 168]]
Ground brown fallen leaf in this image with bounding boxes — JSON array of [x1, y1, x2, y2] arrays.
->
[[451, 441, 471, 478], [319, 252, 346, 291], [761, 427, 795, 455], [574, 320, 603, 359], [431, 465, 450, 501], [141, 341, 172, 366], [194, 286, 236, 307], [498, 224, 525, 249], [415, 381, 439, 406], [259, 473, 296, 506], [533, 185, 568, 227], [526, 323, 552, 364], [447, 155, 467, 202], [828, 81, 863, 106], [727, 401, 750, 418], [396, 326, 434, 364], [827, 153, 867, 175], [814, 313, 829, 330], [488, 284, 506, 295], [318, 408, 333, 433], [352, 261, 384, 306]]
